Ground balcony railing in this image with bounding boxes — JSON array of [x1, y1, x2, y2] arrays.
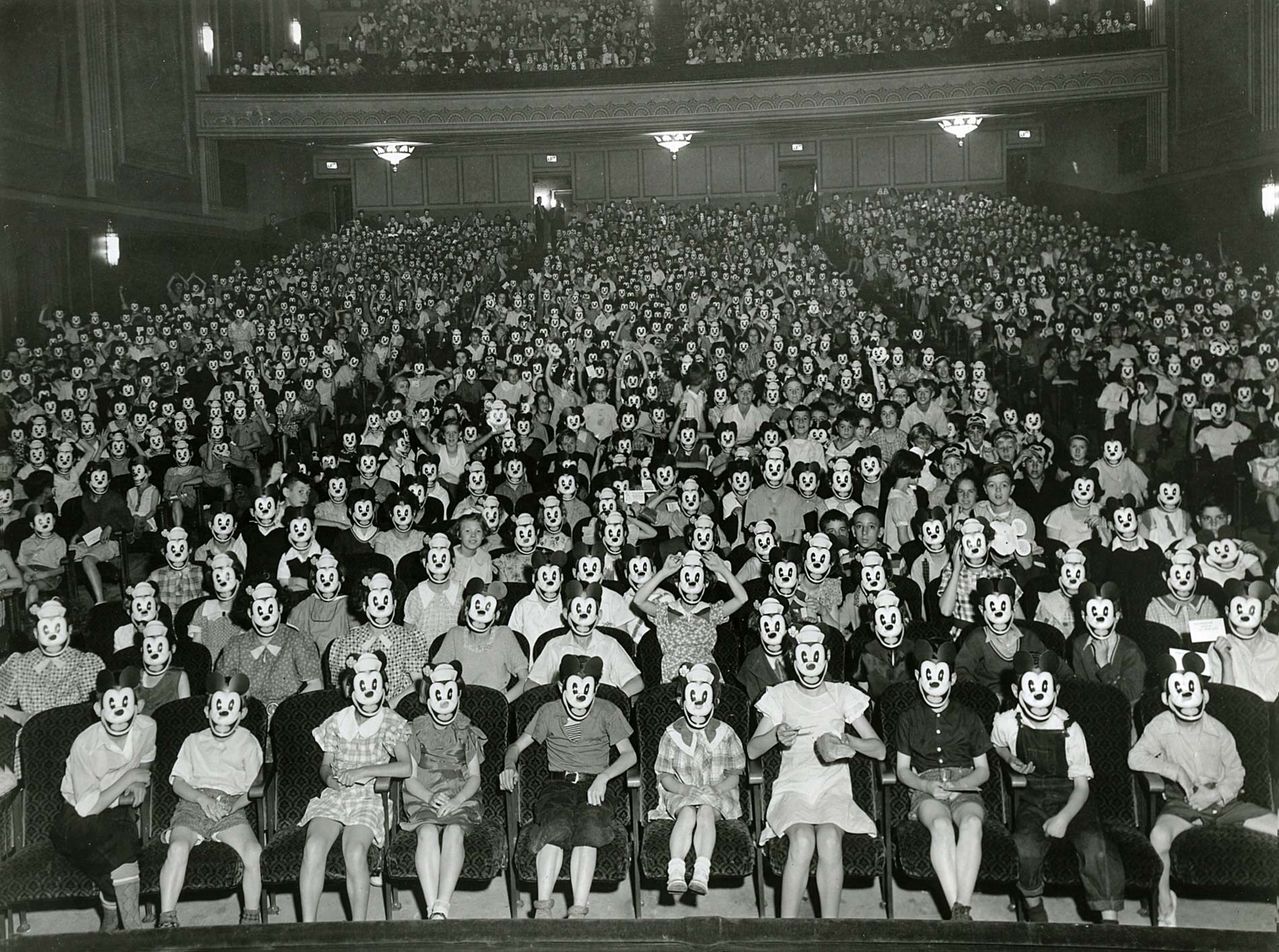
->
[[207, 30, 1149, 95]]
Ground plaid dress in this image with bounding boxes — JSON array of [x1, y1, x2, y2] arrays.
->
[[649, 718, 745, 821], [299, 706, 411, 846], [652, 601, 731, 683], [326, 623, 431, 702], [148, 564, 207, 618]]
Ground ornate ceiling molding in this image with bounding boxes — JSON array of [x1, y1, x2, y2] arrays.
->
[[196, 50, 1167, 139]]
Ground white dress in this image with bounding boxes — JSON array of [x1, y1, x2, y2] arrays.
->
[[755, 681, 876, 843]]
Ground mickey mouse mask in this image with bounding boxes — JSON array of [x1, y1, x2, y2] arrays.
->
[[422, 662, 462, 725], [347, 651, 387, 717], [558, 654, 603, 722], [205, 672, 250, 737], [679, 662, 721, 731], [96, 667, 143, 736], [912, 640, 957, 710], [1011, 650, 1063, 724]]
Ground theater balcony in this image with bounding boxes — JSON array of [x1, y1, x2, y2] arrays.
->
[[196, 33, 1167, 142]]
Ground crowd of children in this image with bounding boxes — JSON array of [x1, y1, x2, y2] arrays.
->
[[0, 189, 1275, 932]]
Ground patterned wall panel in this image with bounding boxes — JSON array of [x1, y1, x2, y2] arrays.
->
[[115, 0, 191, 176]]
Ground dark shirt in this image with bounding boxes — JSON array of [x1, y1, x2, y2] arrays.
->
[[1013, 477, 1059, 528], [955, 624, 1073, 694], [852, 638, 911, 700], [1067, 631, 1147, 705], [735, 646, 787, 705], [896, 698, 992, 774]]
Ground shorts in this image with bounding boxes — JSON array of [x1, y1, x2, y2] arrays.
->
[[908, 767, 986, 821], [51, 803, 140, 896], [526, 780, 615, 853], [166, 787, 252, 844], [1132, 422, 1161, 454], [1159, 794, 1270, 827]]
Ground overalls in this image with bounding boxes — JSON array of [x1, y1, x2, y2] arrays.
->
[[1013, 712, 1125, 911]]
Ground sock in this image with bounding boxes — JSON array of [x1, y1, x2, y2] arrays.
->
[[112, 876, 143, 930], [99, 897, 119, 933], [667, 857, 687, 881], [692, 856, 711, 880]]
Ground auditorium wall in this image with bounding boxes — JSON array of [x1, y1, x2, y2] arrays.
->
[[0, 0, 256, 340], [339, 128, 1007, 215]]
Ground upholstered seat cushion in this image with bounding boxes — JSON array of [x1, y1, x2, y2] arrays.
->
[[513, 818, 630, 882], [640, 817, 754, 880], [260, 825, 382, 885], [1170, 826, 1279, 890], [892, 819, 1019, 884], [765, 829, 885, 880], [385, 820, 507, 882], [0, 844, 99, 906]]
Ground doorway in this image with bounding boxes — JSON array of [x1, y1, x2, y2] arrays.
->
[[778, 159, 817, 208], [533, 172, 571, 246], [330, 182, 354, 232], [1007, 151, 1030, 197], [533, 172, 573, 212]]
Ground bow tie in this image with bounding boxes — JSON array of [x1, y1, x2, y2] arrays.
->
[[249, 642, 282, 660], [34, 654, 68, 673]]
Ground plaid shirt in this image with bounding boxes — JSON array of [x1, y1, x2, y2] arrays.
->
[[938, 560, 1017, 625], [147, 564, 208, 617], [1144, 594, 1219, 639], [0, 647, 104, 714]]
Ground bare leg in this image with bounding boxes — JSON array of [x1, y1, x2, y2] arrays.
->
[[568, 845, 597, 910], [82, 556, 105, 603], [341, 824, 375, 921], [217, 825, 263, 913], [692, 805, 718, 860], [414, 824, 441, 912], [916, 800, 959, 906], [158, 827, 199, 913], [780, 823, 815, 918], [300, 818, 342, 922], [814, 823, 844, 919], [1149, 813, 1191, 914], [668, 806, 696, 866], [435, 825, 465, 915], [1243, 813, 1278, 837], [535, 844, 563, 903], [953, 802, 985, 906]]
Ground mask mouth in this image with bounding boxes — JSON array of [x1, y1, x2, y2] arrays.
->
[[430, 706, 457, 726], [795, 665, 826, 688], [684, 710, 711, 730], [210, 719, 237, 738], [922, 685, 949, 709], [1019, 698, 1053, 722]]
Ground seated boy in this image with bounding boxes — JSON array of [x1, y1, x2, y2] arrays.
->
[[500, 655, 637, 920], [1128, 654, 1279, 926], [52, 667, 157, 931], [992, 651, 1124, 922], [157, 673, 264, 927]]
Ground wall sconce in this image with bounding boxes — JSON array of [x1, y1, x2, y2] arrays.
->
[[1263, 173, 1279, 220], [104, 222, 120, 267], [290, 18, 302, 48], [200, 21, 214, 58]]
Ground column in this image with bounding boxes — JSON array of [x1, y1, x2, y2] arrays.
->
[[1146, 90, 1168, 175], [77, 0, 118, 196], [1261, 0, 1279, 134]]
